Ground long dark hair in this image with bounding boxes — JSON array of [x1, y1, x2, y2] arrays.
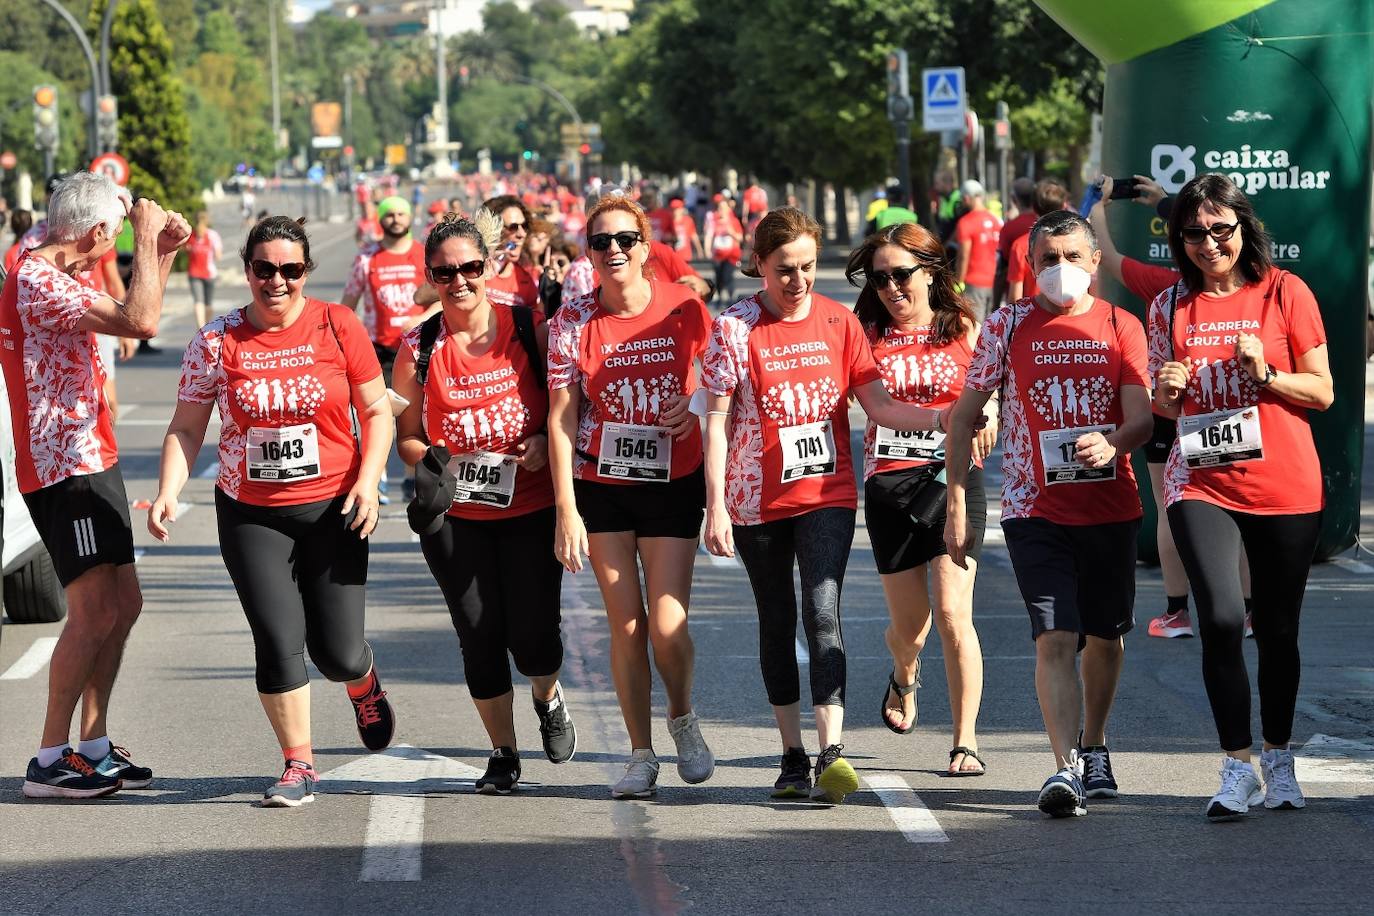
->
[[847, 223, 975, 345], [241, 215, 316, 272], [1167, 173, 1272, 290]]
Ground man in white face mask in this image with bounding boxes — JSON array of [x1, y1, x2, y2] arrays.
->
[[941, 209, 1155, 820]]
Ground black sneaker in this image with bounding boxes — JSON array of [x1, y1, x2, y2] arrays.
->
[[1079, 744, 1118, 798], [350, 670, 396, 752], [534, 684, 577, 764], [810, 744, 859, 805], [1037, 754, 1088, 818], [476, 747, 520, 794], [22, 749, 121, 799], [263, 760, 318, 808], [771, 747, 811, 799], [94, 745, 153, 789]]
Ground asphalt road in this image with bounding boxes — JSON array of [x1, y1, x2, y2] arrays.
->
[[2, 188, 1373, 915]]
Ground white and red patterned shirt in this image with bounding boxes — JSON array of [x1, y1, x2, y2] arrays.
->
[[177, 299, 382, 506], [0, 252, 116, 493], [966, 297, 1148, 525], [559, 256, 595, 309], [344, 243, 380, 343], [547, 280, 710, 483], [703, 293, 882, 525]]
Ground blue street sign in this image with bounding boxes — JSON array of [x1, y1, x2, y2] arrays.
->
[[922, 67, 966, 132]]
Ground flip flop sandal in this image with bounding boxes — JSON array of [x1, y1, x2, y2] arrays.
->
[[946, 746, 987, 777], [880, 661, 920, 735]]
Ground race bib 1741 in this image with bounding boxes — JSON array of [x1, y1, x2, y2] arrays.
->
[[779, 420, 836, 482]]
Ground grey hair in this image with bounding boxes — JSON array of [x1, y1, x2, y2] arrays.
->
[[45, 172, 130, 243], [1027, 208, 1098, 257]]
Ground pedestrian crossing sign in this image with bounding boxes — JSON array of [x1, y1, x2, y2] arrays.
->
[[923, 67, 966, 132]]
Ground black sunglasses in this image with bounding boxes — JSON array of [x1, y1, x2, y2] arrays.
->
[[427, 260, 486, 283], [504, 221, 527, 233], [866, 265, 922, 289], [250, 259, 307, 281], [1181, 222, 1239, 245], [588, 231, 642, 253]]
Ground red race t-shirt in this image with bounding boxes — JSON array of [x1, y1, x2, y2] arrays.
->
[[487, 262, 539, 310], [1007, 233, 1037, 299], [704, 293, 882, 525], [186, 229, 222, 280], [956, 209, 1002, 288], [1121, 257, 1180, 306], [177, 298, 383, 507], [548, 280, 710, 484], [862, 322, 978, 481], [997, 210, 1037, 263], [365, 243, 426, 349], [402, 305, 554, 519], [966, 297, 1148, 525], [1146, 270, 1326, 514]]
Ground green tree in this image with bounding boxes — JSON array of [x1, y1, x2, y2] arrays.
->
[[0, 51, 87, 179]]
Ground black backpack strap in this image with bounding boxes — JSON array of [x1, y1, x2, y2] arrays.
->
[[414, 312, 443, 387], [997, 301, 1022, 404], [510, 305, 546, 390], [1167, 282, 1180, 361]]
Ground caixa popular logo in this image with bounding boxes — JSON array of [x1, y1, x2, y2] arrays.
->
[[1151, 143, 1331, 196]]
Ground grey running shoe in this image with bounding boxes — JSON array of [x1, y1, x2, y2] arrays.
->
[[1207, 756, 1263, 820], [1260, 748, 1306, 810], [667, 711, 714, 784], [611, 749, 660, 799]]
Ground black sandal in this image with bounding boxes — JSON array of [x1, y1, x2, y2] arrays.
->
[[881, 662, 920, 735], [946, 746, 986, 777]]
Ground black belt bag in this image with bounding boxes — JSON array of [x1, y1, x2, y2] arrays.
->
[[867, 463, 948, 527]]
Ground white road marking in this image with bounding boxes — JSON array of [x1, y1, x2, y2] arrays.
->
[[118, 403, 138, 418], [794, 636, 810, 665], [698, 545, 739, 567], [198, 461, 220, 479], [134, 548, 146, 562], [0, 637, 59, 680], [863, 774, 949, 843], [320, 744, 484, 882], [1295, 733, 1374, 785], [1329, 557, 1374, 576]]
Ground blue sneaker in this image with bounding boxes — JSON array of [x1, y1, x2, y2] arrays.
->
[[1078, 743, 1118, 799], [1038, 752, 1088, 818], [23, 749, 122, 799], [95, 745, 154, 789]]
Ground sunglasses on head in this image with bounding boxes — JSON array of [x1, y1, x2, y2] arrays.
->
[[1181, 222, 1239, 245], [427, 260, 486, 283], [865, 265, 922, 289], [250, 259, 307, 281], [588, 231, 642, 253]]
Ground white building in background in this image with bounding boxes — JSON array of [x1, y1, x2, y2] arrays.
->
[[324, 0, 631, 37]]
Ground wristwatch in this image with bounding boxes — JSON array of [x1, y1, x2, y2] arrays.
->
[[1258, 363, 1277, 387]]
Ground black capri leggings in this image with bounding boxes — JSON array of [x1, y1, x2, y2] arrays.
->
[[216, 489, 374, 694], [1167, 499, 1320, 751], [420, 507, 565, 701], [733, 506, 855, 708]]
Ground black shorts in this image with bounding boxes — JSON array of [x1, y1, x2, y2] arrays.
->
[[1144, 414, 1177, 464], [23, 465, 136, 587], [864, 467, 987, 574], [573, 464, 705, 538], [1002, 516, 1140, 645]]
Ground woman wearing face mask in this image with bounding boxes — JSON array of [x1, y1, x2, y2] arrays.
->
[[1148, 174, 1332, 820], [944, 209, 1154, 819], [702, 208, 962, 804], [848, 223, 996, 775]]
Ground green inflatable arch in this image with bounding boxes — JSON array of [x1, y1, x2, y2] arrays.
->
[[1037, 0, 1372, 560]]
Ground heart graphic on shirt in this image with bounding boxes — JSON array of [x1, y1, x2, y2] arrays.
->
[[234, 375, 327, 421], [1025, 375, 1113, 427], [441, 395, 530, 451], [881, 351, 959, 403], [1185, 357, 1259, 411], [761, 377, 841, 426], [598, 373, 681, 425]]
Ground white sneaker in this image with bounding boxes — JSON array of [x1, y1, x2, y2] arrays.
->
[[611, 749, 660, 799], [1261, 748, 1307, 810], [667, 711, 715, 784], [1206, 756, 1263, 820]]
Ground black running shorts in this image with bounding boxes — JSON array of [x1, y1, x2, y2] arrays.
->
[[864, 467, 987, 574], [572, 464, 705, 538], [1144, 414, 1177, 464], [22, 465, 136, 587]]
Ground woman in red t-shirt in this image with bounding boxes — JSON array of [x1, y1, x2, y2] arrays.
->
[[149, 217, 396, 808], [390, 211, 575, 793], [186, 210, 223, 328], [848, 222, 996, 776], [702, 208, 956, 804], [1150, 175, 1333, 820], [548, 196, 715, 800], [482, 194, 539, 310]]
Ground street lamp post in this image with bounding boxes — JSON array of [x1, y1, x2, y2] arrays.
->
[[35, 0, 101, 164]]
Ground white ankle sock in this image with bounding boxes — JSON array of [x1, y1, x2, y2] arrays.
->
[[37, 744, 69, 767], [78, 736, 112, 760]]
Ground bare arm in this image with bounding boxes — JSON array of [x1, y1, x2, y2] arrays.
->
[[414, 283, 439, 306], [1238, 335, 1333, 411], [393, 344, 429, 467], [942, 385, 995, 569], [1089, 192, 1125, 286], [77, 201, 189, 338], [548, 385, 589, 572], [853, 378, 943, 431], [956, 240, 971, 286], [702, 392, 734, 557], [148, 399, 214, 541]]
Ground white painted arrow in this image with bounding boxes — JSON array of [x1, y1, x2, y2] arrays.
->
[[320, 744, 485, 882]]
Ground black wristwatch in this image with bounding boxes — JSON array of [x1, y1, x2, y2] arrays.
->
[[1258, 363, 1277, 387]]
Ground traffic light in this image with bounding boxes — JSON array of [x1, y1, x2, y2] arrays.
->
[[579, 143, 592, 156], [33, 85, 59, 151], [886, 50, 912, 122], [522, 149, 534, 161], [458, 65, 470, 88], [96, 94, 118, 151]]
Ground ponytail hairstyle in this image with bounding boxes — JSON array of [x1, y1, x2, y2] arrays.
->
[[424, 208, 502, 266], [846, 222, 975, 346], [241, 215, 316, 272]]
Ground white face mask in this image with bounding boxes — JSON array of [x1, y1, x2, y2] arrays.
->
[[1036, 263, 1092, 306]]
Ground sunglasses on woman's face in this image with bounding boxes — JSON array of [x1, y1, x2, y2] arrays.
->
[[867, 265, 922, 289], [504, 221, 527, 233], [250, 259, 307, 281], [1181, 222, 1239, 245], [427, 260, 486, 283], [587, 231, 642, 253]]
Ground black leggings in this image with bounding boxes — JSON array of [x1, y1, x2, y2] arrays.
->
[[216, 489, 374, 694], [713, 259, 736, 303], [420, 507, 564, 700], [1167, 499, 1320, 751], [733, 507, 855, 708]]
